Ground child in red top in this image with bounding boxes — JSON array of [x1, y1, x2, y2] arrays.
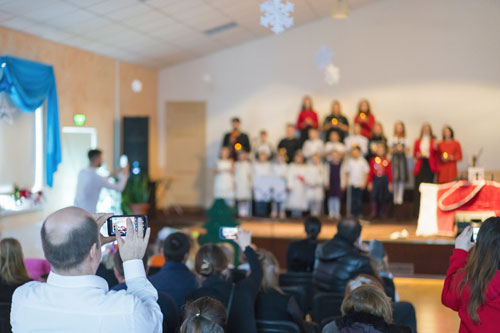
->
[[442, 219, 500, 333], [368, 143, 392, 219], [354, 99, 375, 138], [438, 125, 462, 184], [296, 96, 319, 145]]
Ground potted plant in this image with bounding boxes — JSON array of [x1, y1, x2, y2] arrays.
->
[[121, 175, 151, 215]]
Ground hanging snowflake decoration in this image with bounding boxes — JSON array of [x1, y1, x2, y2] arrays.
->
[[260, 0, 294, 35], [314, 45, 335, 71], [324, 64, 340, 85], [0, 93, 16, 125]]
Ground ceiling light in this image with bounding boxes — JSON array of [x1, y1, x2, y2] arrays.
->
[[331, 0, 349, 19]]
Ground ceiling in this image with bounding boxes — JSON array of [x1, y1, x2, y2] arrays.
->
[[0, 0, 376, 69]]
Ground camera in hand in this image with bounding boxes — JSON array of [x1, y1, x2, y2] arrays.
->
[[219, 227, 238, 240], [107, 215, 148, 237], [470, 219, 482, 242]]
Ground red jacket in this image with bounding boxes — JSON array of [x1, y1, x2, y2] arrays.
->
[[368, 156, 392, 183], [296, 109, 319, 130], [413, 138, 439, 175], [354, 113, 375, 138], [442, 249, 500, 332]]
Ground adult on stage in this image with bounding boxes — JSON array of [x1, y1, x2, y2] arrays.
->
[[296, 96, 319, 146], [412, 123, 439, 217], [354, 99, 375, 138], [437, 125, 462, 184], [74, 149, 129, 214], [222, 117, 251, 160], [323, 100, 349, 143], [277, 123, 301, 163]]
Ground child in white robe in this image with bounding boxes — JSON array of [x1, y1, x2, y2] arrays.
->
[[344, 123, 368, 156], [305, 153, 326, 216], [253, 149, 273, 216], [302, 128, 324, 160], [214, 146, 235, 206], [324, 131, 346, 160], [271, 150, 288, 219], [287, 151, 308, 217], [234, 151, 252, 217]]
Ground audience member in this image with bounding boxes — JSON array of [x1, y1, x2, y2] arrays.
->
[[354, 99, 376, 138], [343, 146, 370, 218], [112, 250, 180, 333], [437, 125, 462, 184], [367, 143, 393, 220], [287, 152, 308, 218], [278, 123, 301, 163], [10, 208, 162, 332], [412, 123, 438, 217], [296, 96, 319, 145], [323, 100, 350, 143], [314, 218, 375, 294], [325, 150, 343, 219], [0, 238, 31, 303], [344, 123, 368, 156], [234, 151, 253, 217], [74, 148, 129, 214], [302, 128, 324, 160], [187, 228, 263, 333], [323, 284, 411, 333], [214, 146, 235, 207], [222, 117, 251, 159], [149, 232, 199, 310], [286, 217, 322, 272], [442, 218, 500, 332], [255, 249, 308, 332], [369, 240, 396, 301], [181, 296, 227, 333], [388, 121, 409, 206], [305, 153, 326, 216]]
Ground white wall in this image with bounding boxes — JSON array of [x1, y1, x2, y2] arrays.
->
[[158, 0, 500, 206]]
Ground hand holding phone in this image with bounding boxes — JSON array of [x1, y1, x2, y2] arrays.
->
[[115, 216, 151, 263], [219, 227, 238, 240], [107, 215, 148, 237]]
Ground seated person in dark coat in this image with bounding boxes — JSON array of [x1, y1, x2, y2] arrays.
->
[[255, 249, 309, 333], [148, 232, 198, 310], [187, 228, 263, 333], [313, 217, 375, 294], [112, 250, 180, 333], [286, 217, 322, 272]]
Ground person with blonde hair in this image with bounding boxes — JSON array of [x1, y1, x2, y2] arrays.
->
[[255, 249, 307, 332], [0, 238, 31, 303], [323, 284, 411, 333]]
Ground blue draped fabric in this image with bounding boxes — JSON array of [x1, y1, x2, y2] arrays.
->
[[0, 56, 61, 187]]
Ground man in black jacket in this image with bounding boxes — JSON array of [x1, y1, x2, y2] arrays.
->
[[313, 218, 375, 294], [286, 217, 322, 272], [222, 117, 251, 160]]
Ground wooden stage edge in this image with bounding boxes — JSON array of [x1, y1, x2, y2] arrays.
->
[[237, 218, 455, 276]]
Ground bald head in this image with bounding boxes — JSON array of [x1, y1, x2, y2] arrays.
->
[[41, 207, 99, 272]]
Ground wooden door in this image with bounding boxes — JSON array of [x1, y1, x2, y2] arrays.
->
[[165, 101, 206, 207]]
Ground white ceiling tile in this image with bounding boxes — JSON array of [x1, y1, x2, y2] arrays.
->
[[45, 9, 95, 29], [65, 0, 106, 8], [105, 3, 151, 21], [0, 17, 34, 31], [86, 0, 137, 15], [146, 0, 182, 9], [60, 16, 110, 34], [23, 1, 79, 22], [1, 0, 57, 15], [0, 10, 14, 21]]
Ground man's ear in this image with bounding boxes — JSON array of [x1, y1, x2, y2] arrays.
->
[[89, 243, 99, 262]]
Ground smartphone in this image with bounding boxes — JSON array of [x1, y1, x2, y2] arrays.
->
[[219, 227, 238, 240], [107, 215, 148, 237], [119, 155, 128, 168], [471, 226, 480, 242]]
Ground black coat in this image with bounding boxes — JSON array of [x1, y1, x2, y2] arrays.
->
[[323, 312, 412, 333], [255, 289, 307, 332], [286, 239, 318, 273], [0, 278, 30, 303], [187, 247, 263, 333], [313, 235, 375, 293]]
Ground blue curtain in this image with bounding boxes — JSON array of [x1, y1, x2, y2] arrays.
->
[[0, 55, 61, 187]]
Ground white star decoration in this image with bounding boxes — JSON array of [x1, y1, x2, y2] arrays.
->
[[260, 0, 294, 35], [0, 93, 16, 125], [324, 64, 340, 85]]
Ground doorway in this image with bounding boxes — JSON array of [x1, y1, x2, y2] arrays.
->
[[165, 101, 206, 208]]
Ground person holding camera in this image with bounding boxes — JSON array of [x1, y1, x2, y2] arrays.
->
[[442, 217, 500, 332], [11, 207, 162, 332]]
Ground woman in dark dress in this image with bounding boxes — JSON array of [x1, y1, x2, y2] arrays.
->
[[187, 228, 262, 333], [0, 238, 32, 303], [367, 122, 387, 161], [255, 249, 309, 333], [323, 100, 349, 143]]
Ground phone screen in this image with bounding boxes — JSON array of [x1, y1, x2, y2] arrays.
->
[[471, 226, 480, 242], [107, 215, 147, 237], [219, 227, 238, 240], [119, 155, 128, 168]]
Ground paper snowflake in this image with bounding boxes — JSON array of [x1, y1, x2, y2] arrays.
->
[[315, 45, 335, 70], [260, 0, 294, 35], [324, 64, 340, 85], [0, 93, 16, 125]]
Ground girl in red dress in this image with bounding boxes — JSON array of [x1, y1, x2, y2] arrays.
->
[[437, 125, 462, 184], [354, 99, 375, 138], [296, 96, 319, 146]]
